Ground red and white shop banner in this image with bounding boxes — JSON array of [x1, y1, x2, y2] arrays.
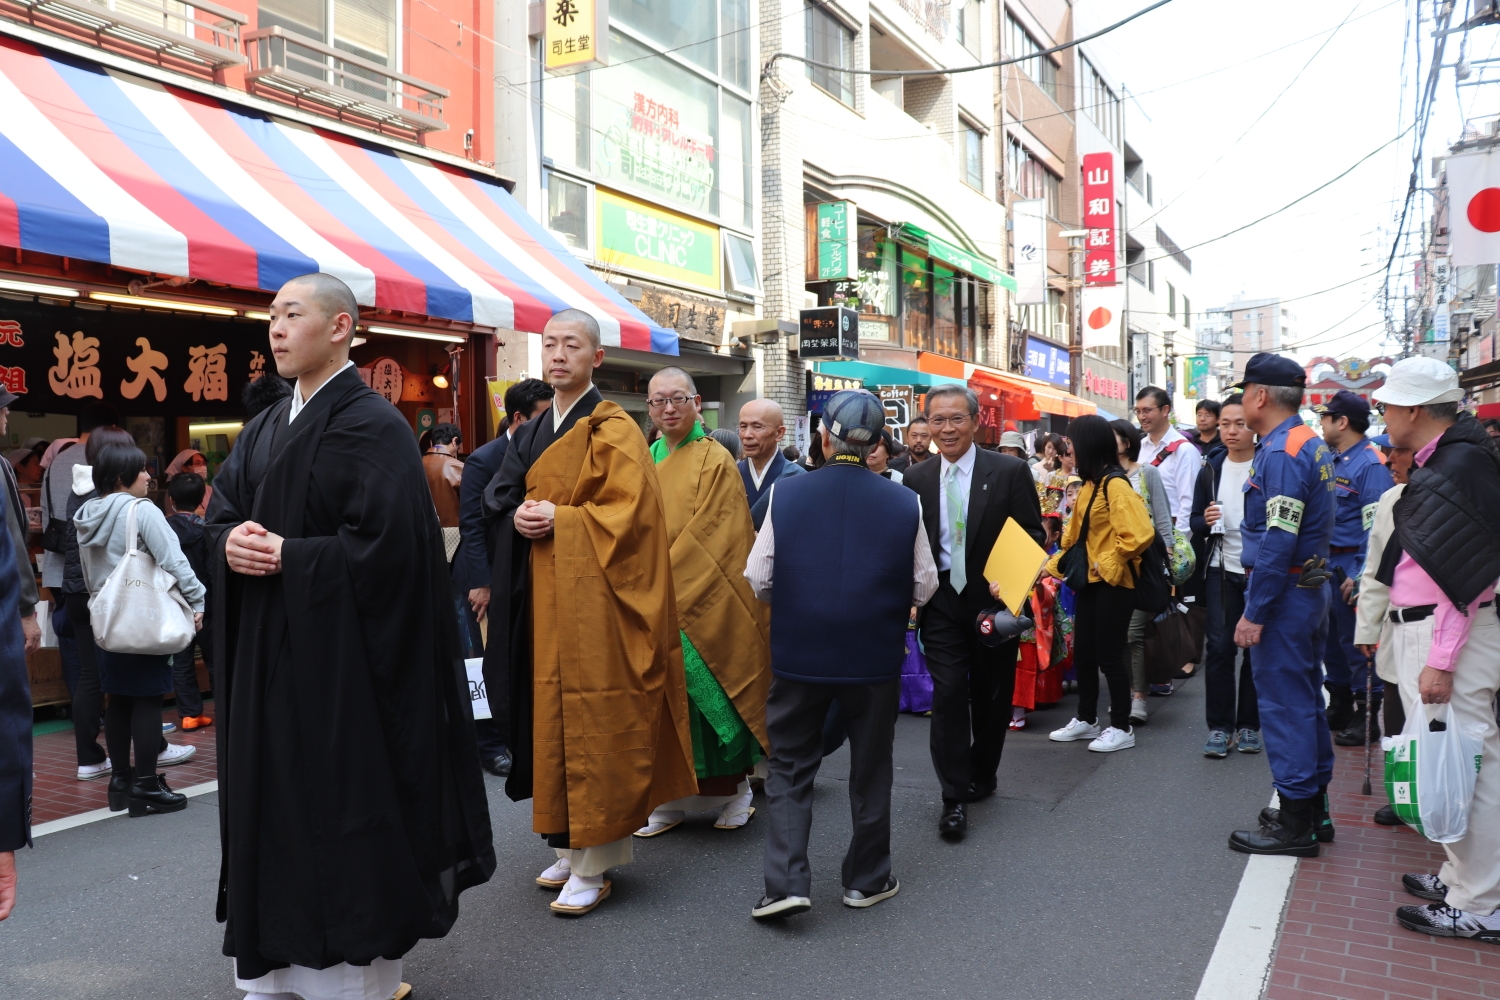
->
[[1447, 148, 1500, 267], [1082, 152, 1117, 285]]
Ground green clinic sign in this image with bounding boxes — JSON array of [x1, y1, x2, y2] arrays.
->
[[595, 189, 720, 291], [817, 201, 856, 281]]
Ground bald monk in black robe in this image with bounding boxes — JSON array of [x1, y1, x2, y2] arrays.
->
[[209, 273, 493, 1000]]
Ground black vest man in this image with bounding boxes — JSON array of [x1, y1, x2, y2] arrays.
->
[[903, 385, 1046, 838]]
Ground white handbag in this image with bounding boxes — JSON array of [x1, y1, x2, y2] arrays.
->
[[88, 498, 196, 656]]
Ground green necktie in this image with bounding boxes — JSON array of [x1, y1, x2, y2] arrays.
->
[[946, 463, 967, 593]]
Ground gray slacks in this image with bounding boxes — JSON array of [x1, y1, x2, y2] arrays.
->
[[762, 676, 899, 898]]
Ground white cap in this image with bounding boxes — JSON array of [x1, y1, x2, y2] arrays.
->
[[1371, 357, 1464, 407]]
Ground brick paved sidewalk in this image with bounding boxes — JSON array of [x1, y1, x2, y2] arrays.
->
[[30, 707, 218, 825], [1266, 742, 1500, 1000]]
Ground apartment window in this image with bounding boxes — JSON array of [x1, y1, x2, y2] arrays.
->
[[1006, 135, 1060, 218], [806, 3, 855, 107], [724, 232, 760, 294], [957, 0, 982, 58], [1005, 14, 1056, 101], [1183, 296, 1191, 329], [1166, 282, 1176, 320], [1080, 57, 1122, 148], [259, 0, 397, 98], [545, 173, 590, 251], [1148, 261, 1156, 293], [962, 119, 984, 191]]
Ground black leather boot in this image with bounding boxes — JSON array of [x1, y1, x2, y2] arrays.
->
[[1335, 693, 1382, 746], [1258, 785, 1335, 843], [1325, 684, 1354, 731], [1231, 795, 1320, 857], [128, 773, 187, 817], [107, 767, 133, 812]]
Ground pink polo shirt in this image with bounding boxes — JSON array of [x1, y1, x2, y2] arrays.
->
[[1388, 434, 1495, 670]]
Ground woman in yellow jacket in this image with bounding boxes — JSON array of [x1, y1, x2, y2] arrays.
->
[[1040, 415, 1155, 752]]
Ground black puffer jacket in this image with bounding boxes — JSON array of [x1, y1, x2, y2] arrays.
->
[[1379, 412, 1500, 611], [60, 485, 94, 597]]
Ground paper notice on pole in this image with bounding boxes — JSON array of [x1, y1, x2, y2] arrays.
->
[[465, 657, 491, 720], [984, 518, 1051, 615]]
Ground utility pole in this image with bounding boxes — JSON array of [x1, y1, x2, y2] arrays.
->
[[1061, 229, 1088, 395]]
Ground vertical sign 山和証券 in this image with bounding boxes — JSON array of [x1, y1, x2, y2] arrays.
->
[[1082, 152, 1117, 286]]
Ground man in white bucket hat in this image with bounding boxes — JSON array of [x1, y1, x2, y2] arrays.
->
[[1370, 357, 1500, 944]]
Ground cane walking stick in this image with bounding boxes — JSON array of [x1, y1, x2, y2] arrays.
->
[[1361, 652, 1375, 796]]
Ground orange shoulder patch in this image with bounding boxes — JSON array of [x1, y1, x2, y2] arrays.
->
[[1367, 443, 1388, 465], [1285, 424, 1318, 457]]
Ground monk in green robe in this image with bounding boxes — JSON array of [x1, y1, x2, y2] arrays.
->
[[634, 367, 771, 837]]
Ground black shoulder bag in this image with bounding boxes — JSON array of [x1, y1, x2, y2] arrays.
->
[[40, 464, 67, 553], [1055, 481, 1099, 592]]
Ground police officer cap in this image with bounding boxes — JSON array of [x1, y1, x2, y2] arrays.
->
[[1312, 389, 1370, 421], [1228, 353, 1307, 391], [823, 389, 885, 445]]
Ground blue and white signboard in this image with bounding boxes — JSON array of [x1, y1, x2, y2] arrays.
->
[[1026, 337, 1071, 387]]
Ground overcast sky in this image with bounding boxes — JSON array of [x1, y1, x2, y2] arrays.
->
[[1075, 0, 1461, 366]]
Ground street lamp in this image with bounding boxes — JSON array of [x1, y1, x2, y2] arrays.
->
[[1059, 229, 1089, 397]]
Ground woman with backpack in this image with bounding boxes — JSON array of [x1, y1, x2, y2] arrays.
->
[[1038, 415, 1155, 753], [75, 440, 205, 817]]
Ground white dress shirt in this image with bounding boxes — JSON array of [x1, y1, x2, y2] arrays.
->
[[1138, 426, 1198, 533], [744, 486, 938, 607], [288, 360, 355, 424], [935, 443, 977, 572], [552, 383, 597, 431]]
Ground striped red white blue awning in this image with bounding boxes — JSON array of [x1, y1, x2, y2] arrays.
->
[[0, 36, 678, 355]]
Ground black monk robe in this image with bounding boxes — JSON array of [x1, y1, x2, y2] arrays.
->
[[209, 364, 494, 981], [479, 385, 602, 806]]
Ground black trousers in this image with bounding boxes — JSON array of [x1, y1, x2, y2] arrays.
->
[[920, 575, 1017, 802], [1074, 582, 1137, 731], [62, 592, 106, 767], [169, 624, 211, 720], [763, 676, 898, 898], [1204, 567, 1259, 732], [457, 587, 507, 758]]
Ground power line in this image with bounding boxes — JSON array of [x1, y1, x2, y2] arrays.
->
[[762, 0, 1176, 80]]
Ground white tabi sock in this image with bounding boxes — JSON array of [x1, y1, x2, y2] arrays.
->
[[539, 854, 571, 883], [557, 873, 605, 908], [716, 788, 754, 827]]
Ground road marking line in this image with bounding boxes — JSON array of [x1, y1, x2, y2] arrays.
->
[[1194, 794, 1298, 1000], [32, 780, 219, 839]]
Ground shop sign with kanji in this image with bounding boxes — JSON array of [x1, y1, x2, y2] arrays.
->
[[0, 300, 273, 416], [1082, 152, 1117, 286], [798, 306, 859, 360], [816, 201, 857, 281], [544, 0, 609, 75]]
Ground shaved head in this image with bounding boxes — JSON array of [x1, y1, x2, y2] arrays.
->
[[283, 272, 359, 324], [741, 398, 785, 427], [548, 308, 601, 350], [649, 366, 697, 396], [738, 397, 787, 464]]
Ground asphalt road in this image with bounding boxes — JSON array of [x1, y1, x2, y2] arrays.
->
[[1, 675, 1275, 1000]]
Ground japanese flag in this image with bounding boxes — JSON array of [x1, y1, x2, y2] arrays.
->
[[1081, 285, 1124, 349], [1446, 148, 1500, 266]]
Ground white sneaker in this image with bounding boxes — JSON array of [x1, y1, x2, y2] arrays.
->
[[76, 758, 111, 780], [1088, 726, 1137, 752], [1130, 696, 1148, 723], [1049, 718, 1102, 742], [158, 742, 195, 767], [714, 788, 755, 829]]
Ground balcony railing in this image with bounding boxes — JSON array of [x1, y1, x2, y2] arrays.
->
[[243, 25, 447, 133], [6, 0, 246, 67]]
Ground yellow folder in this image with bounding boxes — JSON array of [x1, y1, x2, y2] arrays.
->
[[983, 517, 1051, 615]]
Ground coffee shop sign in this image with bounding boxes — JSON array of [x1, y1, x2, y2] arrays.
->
[[624, 208, 698, 269]]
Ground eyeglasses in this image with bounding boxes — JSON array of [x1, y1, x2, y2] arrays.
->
[[647, 394, 694, 409], [926, 414, 972, 429], [1133, 405, 1162, 417]]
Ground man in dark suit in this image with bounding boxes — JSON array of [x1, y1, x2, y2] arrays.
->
[[456, 377, 553, 777], [903, 384, 1045, 839], [0, 461, 32, 920]]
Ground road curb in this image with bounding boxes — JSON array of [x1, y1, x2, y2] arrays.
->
[[31, 780, 219, 839]]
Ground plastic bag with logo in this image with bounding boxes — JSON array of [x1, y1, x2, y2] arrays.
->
[[1382, 701, 1485, 844]]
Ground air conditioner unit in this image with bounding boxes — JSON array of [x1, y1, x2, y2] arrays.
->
[[1053, 323, 1068, 341]]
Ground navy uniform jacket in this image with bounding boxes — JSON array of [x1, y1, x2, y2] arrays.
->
[[1242, 415, 1336, 623], [1330, 438, 1393, 554], [742, 452, 804, 530], [454, 433, 508, 595]]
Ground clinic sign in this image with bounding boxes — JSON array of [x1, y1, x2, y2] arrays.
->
[[595, 189, 720, 291], [543, 0, 608, 75]]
